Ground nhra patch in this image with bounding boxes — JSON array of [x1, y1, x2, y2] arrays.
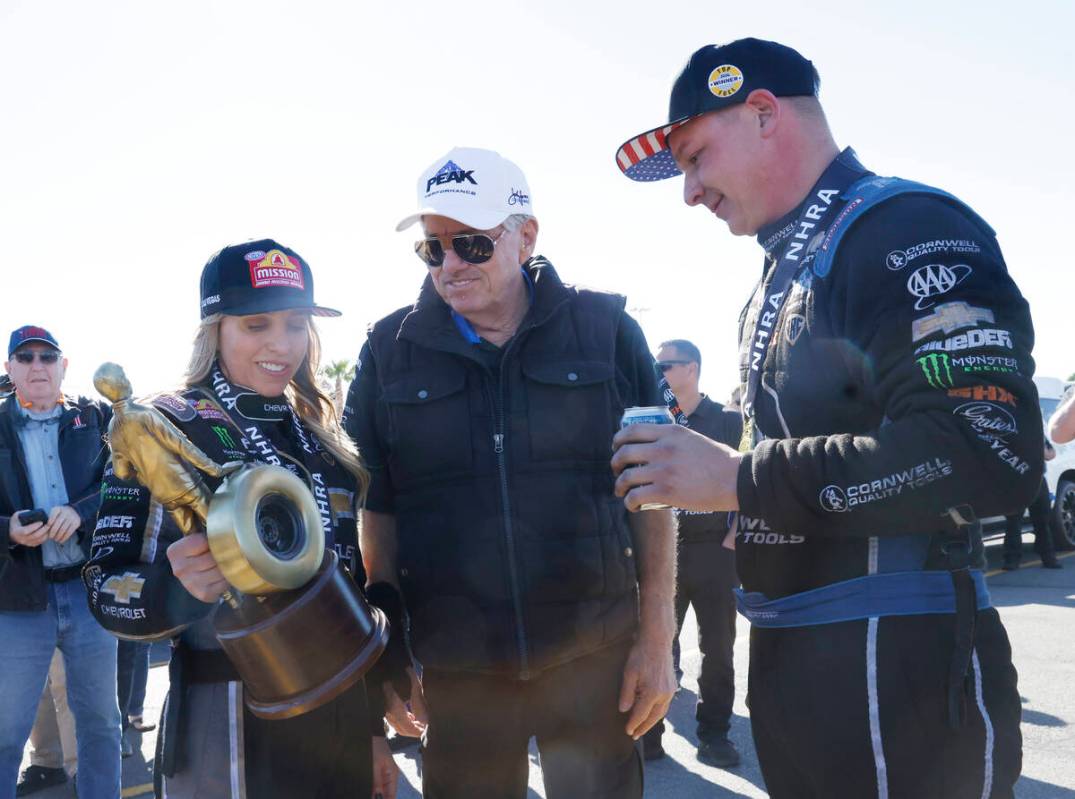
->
[[708, 64, 744, 98], [247, 249, 305, 290]]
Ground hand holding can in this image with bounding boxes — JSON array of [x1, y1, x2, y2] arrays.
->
[[619, 406, 675, 510]]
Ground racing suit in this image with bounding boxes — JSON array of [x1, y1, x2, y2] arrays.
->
[[83, 380, 374, 799], [734, 148, 1038, 798]]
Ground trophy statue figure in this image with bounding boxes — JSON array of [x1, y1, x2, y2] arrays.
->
[[93, 363, 387, 719], [94, 362, 239, 535]]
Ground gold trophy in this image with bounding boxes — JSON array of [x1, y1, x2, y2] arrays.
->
[[94, 363, 387, 719]]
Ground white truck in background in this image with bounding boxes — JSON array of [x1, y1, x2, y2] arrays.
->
[[1037, 376, 1075, 549], [980, 375, 1073, 550]]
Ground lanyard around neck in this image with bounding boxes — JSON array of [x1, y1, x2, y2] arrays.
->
[[741, 149, 868, 422]]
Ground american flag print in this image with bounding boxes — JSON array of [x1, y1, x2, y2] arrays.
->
[[615, 121, 686, 182]]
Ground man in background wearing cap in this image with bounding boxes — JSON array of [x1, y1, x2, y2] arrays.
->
[[345, 147, 676, 797], [0, 326, 121, 799], [612, 38, 1035, 798]]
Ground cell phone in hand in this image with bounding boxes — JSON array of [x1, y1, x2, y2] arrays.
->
[[18, 509, 48, 526]]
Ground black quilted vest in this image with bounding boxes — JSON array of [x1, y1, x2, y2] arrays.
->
[[367, 259, 639, 677]]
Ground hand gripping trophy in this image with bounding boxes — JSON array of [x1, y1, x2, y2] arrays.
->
[[94, 362, 387, 719]]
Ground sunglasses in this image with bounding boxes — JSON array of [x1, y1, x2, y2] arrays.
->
[[12, 351, 61, 365], [655, 360, 690, 373], [415, 228, 507, 268]]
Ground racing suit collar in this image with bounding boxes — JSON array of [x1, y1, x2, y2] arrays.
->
[[755, 147, 870, 259]]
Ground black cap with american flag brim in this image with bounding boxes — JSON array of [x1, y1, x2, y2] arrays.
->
[[616, 38, 817, 182]]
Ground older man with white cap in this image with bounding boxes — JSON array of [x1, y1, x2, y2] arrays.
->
[[344, 147, 676, 798]]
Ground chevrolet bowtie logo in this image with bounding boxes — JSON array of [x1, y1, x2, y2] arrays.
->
[[101, 572, 145, 604], [912, 301, 994, 342]]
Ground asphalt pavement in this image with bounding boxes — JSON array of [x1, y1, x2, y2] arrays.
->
[[19, 536, 1075, 798]]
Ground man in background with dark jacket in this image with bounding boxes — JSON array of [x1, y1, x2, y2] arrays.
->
[[0, 325, 121, 799], [642, 340, 742, 768]]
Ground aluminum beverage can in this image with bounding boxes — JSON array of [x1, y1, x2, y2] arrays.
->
[[619, 406, 674, 510]]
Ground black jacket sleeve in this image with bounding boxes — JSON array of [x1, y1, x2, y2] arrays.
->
[[83, 461, 214, 639], [69, 399, 113, 545], [343, 339, 395, 514], [614, 311, 662, 409], [738, 195, 1043, 535]]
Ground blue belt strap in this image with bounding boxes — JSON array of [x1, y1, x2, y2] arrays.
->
[[735, 570, 991, 628]]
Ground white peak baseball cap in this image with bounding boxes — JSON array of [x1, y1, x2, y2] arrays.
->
[[395, 146, 534, 232]]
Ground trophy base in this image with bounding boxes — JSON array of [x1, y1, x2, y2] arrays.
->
[[212, 550, 388, 720]]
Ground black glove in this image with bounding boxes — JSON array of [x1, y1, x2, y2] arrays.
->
[[364, 581, 412, 702]]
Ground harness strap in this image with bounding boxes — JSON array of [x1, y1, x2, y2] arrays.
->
[[735, 569, 990, 628], [943, 505, 980, 729]]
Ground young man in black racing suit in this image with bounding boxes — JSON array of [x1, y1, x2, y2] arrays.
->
[[612, 39, 1040, 798]]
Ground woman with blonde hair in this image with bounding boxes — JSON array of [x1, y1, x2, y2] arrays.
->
[[86, 239, 400, 799]]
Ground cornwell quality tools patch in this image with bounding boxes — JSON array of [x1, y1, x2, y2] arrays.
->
[[885, 239, 981, 271], [819, 458, 953, 512]]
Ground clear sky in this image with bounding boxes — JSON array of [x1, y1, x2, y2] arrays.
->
[[3, 0, 1072, 401]]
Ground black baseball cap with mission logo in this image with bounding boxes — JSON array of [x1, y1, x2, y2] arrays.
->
[[616, 38, 818, 182], [199, 238, 341, 319]]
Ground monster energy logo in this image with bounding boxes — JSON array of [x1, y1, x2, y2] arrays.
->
[[917, 353, 954, 388], [212, 425, 236, 448]]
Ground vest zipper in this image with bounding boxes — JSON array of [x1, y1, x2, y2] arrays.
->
[[488, 343, 531, 680]]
